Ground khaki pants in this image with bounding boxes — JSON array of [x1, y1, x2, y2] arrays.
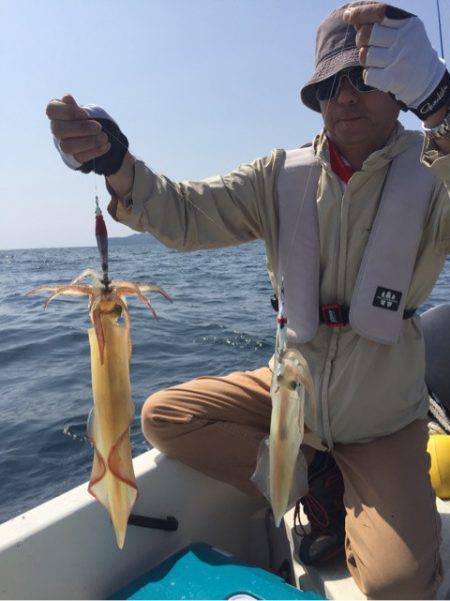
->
[[142, 367, 442, 599]]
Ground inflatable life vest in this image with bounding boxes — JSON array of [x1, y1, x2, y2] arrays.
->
[[277, 143, 435, 345]]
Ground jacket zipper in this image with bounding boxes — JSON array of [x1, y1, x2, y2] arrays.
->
[[319, 174, 349, 449]]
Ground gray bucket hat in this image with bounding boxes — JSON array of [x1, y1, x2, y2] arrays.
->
[[301, 1, 376, 112]]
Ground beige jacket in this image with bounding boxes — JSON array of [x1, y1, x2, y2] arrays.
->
[[109, 123, 450, 448]]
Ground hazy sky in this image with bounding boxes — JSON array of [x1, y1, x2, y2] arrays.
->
[[2, 0, 449, 249]]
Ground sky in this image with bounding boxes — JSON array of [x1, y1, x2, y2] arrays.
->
[[1, 0, 449, 249]]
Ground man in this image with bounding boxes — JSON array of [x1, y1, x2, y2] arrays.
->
[[47, 2, 450, 597]]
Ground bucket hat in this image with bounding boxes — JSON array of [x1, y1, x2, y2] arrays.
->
[[300, 1, 379, 112]]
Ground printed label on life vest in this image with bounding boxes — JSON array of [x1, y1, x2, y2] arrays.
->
[[373, 287, 402, 311]]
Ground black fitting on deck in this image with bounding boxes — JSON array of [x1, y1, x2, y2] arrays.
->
[[128, 514, 179, 531]]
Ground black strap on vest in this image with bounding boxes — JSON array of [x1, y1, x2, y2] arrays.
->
[[270, 296, 416, 328], [319, 304, 416, 328]]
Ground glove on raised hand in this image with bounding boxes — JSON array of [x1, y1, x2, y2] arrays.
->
[[54, 105, 129, 176], [365, 6, 450, 119]]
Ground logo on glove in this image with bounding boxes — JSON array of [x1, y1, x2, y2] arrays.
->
[[420, 83, 449, 116]]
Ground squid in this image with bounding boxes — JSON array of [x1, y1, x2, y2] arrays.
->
[[269, 285, 316, 527], [28, 268, 171, 548]]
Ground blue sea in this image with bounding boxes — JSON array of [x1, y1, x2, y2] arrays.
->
[[0, 240, 274, 524], [0, 241, 449, 525]]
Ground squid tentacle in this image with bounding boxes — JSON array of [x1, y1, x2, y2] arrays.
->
[[112, 281, 172, 303], [136, 283, 172, 303], [33, 285, 93, 309], [137, 284, 173, 303], [72, 269, 102, 286], [114, 296, 132, 360], [116, 285, 159, 319], [90, 297, 107, 364], [26, 286, 59, 297]]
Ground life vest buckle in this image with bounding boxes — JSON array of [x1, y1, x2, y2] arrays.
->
[[319, 304, 349, 328]]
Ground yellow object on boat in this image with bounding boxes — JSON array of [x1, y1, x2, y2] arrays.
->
[[427, 434, 450, 500], [88, 314, 138, 549]]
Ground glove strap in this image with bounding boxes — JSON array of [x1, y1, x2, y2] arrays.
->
[[411, 70, 450, 120], [77, 117, 129, 176]]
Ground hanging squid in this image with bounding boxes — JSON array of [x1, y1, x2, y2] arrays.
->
[[28, 200, 171, 548], [269, 283, 316, 527]]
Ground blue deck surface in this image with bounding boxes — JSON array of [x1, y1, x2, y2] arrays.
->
[[111, 542, 324, 600]]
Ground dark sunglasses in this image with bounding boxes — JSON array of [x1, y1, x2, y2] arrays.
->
[[315, 68, 376, 102]]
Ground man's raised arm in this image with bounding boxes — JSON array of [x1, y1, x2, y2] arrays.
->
[[47, 95, 280, 252]]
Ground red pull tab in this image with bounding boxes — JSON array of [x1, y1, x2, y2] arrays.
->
[[95, 213, 108, 238], [95, 198, 109, 278]]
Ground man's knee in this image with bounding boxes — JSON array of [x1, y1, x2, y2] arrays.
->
[[141, 389, 186, 451], [349, 542, 442, 600], [364, 566, 441, 600]]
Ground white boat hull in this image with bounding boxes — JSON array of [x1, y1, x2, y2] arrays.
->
[[0, 449, 449, 599], [0, 450, 268, 600]]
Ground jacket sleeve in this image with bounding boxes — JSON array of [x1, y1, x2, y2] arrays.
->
[[107, 151, 280, 252], [421, 135, 450, 255]]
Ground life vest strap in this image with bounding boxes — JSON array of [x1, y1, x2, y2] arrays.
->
[[319, 304, 416, 328], [271, 296, 416, 328]]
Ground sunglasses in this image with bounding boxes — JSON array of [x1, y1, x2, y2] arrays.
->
[[315, 68, 376, 102]]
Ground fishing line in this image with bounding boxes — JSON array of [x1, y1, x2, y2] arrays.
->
[[270, 20, 352, 435], [436, 0, 445, 59], [90, 124, 236, 240], [90, 154, 111, 292], [89, 19, 353, 303], [279, 21, 353, 287]]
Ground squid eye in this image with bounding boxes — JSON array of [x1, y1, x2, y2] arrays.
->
[[288, 380, 298, 392], [86, 407, 95, 444]]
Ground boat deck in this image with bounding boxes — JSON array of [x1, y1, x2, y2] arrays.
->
[[285, 498, 450, 599]]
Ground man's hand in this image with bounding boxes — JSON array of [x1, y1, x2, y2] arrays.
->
[[47, 95, 110, 166], [47, 95, 129, 175], [343, 3, 450, 122]]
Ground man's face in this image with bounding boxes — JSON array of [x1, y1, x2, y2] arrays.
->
[[319, 75, 400, 147]]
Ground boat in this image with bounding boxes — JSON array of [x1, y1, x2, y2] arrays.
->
[[0, 448, 449, 600]]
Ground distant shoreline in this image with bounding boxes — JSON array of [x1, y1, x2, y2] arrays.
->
[[0, 233, 159, 252]]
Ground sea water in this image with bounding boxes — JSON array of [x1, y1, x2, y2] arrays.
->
[[0, 240, 273, 523], [0, 241, 448, 524]]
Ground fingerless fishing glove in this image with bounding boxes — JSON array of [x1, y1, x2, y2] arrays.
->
[[54, 105, 129, 176], [365, 6, 450, 119]]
